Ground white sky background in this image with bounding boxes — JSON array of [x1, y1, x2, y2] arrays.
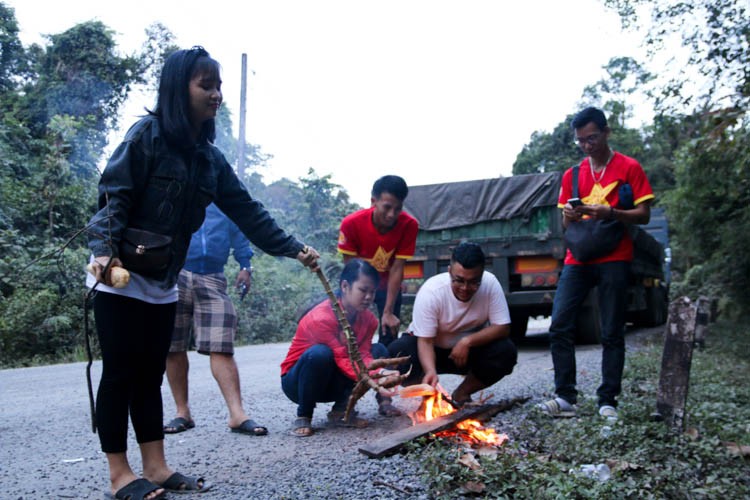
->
[[9, 0, 643, 207]]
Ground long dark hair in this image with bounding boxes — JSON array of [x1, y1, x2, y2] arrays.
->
[[149, 46, 220, 148]]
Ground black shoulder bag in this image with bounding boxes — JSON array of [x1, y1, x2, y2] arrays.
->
[[118, 227, 172, 275], [563, 165, 624, 262]]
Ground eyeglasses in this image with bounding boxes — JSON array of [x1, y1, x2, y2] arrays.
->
[[450, 275, 482, 290], [573, 133, 601, 146]]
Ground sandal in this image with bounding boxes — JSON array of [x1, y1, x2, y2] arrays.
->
[[230, 418, 268, 436], [159, 471, 212, 494], [163, 416, 195, 434], [104, 478, 165, 500], [327, 410, 369, 428], [290, 416, 314, 437], [538, 398, 577, 418]]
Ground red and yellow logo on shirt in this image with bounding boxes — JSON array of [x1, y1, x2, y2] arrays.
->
[[583, 181, 618, 206], [369, 246, 395, 272]]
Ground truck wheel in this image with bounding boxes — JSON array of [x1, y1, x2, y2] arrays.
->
[[644, 286, 668, 326], [576, 293, 601, 344], [510, 311, 529, 341]]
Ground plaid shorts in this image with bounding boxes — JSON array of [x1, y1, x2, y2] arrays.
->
[[170, 270, 237, 354]]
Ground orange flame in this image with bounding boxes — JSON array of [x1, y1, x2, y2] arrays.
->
[[409, 392, 508, 447]]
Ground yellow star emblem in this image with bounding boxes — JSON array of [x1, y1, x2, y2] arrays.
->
[[368, 246, 394, 272], [583, 181, 617, 206]]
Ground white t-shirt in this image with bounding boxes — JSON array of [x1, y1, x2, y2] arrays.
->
[[408, 271, 510, 349], [85, 256, 178, 304]]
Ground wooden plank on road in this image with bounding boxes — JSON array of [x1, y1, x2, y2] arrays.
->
[[359, 397, 528, 458]]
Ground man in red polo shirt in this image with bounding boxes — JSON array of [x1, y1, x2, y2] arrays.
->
[[539, 107, 655, 421], [338, 175, 418, 347]]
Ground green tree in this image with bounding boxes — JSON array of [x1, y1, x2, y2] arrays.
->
[[297, 168, 359, 253], [139, 22, 178, 93], [606, 0, 750, 315], [512, 110, 648, 177], [0, 3, 24, 95], [0, 11, 169, 365], [605, 0, 749, 116], [512, 116, 582, 175]]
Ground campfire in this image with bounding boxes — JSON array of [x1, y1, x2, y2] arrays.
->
[[359, 390, 528, 458], [404, 384, 509, 448]]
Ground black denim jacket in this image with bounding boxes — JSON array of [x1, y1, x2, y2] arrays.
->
[[87, 116, 304, 288]]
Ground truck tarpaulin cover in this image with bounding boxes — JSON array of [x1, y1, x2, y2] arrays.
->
[[403, 172, 563, 231]]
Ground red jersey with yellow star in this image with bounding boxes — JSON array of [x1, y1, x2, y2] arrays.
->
[[338, 206, 418, 290], [558, 152, 655, 265]]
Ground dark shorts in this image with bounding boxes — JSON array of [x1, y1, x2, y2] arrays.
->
[[170, 270, 237, 354]]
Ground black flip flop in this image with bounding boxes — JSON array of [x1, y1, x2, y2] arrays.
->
[[163, 417, 195, 434], [104, 478, 165, 500], [230, 418, 268, 436], [159, 472, 212, 494]]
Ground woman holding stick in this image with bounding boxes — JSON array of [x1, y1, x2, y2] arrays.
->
[[87, 46, 318, 499], [281, 259, 401, 437]]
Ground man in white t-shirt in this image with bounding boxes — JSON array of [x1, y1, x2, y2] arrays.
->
[[387, 242, 517, 404]]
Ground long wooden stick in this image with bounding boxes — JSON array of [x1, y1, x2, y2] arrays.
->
[[313, 267, 409, 420], [314, 268, 369, 380]]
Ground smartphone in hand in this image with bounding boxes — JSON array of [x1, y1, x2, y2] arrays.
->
[[568, 198, 584, 207]]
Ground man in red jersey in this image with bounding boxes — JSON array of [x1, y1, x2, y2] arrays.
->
[[338, 175, 418, 348], [539, 107, 655, 421]]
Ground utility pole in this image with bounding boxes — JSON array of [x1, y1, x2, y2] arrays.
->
[[237, 53, 247, 181]]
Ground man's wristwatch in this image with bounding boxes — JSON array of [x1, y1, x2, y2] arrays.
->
[[240, 266, 253, 274]]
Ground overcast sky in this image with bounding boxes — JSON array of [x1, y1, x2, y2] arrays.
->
[[9, 0, 642, 207]]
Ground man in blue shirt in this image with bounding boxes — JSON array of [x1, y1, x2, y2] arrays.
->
[[164, 203, 267, 435]]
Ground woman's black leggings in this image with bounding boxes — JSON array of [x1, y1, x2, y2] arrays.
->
[[94, 292, 176, 453]]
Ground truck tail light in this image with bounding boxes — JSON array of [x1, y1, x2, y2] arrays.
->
[[514, 256, 559, 274], [404, 261, 424, 279], [516, 256, 560, 289]]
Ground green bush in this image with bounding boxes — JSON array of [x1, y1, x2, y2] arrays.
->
[[232, 253, 339, 345], [0, 247, 91, 366]]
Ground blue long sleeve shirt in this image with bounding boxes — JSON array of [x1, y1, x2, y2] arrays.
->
[[183, 203, 253, 275]]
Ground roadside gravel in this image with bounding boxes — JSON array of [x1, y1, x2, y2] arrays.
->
[[0, 327, 661, 499]]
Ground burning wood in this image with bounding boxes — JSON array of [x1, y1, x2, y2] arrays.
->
[[359, 396, 529, 458], [403, 387, 509, 447]]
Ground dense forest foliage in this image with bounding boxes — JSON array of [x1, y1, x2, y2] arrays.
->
[[1, 1, 747, 366], [514, 0, 749, 318], [0, 5, 357, 365]]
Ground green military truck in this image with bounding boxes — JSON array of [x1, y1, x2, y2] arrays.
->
[[401, 173, 669, 344]]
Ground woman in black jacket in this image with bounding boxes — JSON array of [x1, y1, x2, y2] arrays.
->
[[87, 46, 319, 500]]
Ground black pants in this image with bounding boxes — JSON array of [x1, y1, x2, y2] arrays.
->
[[374, 289, 402, 347], [94, 292, 175, 453], [550, 261, 629, 407], [387, 333, 517, 387], [281, 343, 390, 418]]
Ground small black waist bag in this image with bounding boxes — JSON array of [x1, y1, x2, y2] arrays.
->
[[119, 228, 173, 275], [563, 165, 624, 262]]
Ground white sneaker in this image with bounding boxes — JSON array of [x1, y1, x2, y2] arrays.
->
[[538, 397, 576, 417], [599, 405, 618, 420]]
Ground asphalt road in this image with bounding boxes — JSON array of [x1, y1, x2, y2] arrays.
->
[[0, 325, 660, 499]]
